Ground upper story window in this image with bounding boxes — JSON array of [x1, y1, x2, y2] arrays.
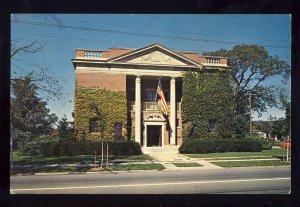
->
[[90, 119, 100, 133], [209, 118, 217, 130], [147, 90, 156, 102]]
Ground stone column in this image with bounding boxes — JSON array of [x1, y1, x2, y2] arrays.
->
[[135, 76, 141, 144], [170, 77, 176, 145]]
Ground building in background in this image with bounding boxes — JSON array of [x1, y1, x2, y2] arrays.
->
[[72, 43, 228, 147]]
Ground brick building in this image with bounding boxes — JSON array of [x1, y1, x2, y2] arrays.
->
[[72, 43, 228, 147]]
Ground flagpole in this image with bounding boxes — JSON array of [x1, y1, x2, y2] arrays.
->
[[154, 77, 160, 102], [154, 77, 161, 110]]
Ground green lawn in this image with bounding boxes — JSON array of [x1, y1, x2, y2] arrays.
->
[[184, 148, 291, 159], [211, 160, 291, 168], [11, 166, 92, 175], [172, 162, 203, 167], [12, 152, 153, 166], [110, 163, 165, 171], [10, 152, 159, 175]]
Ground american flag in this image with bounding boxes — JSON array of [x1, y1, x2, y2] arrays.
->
[[156, 78, 168, 115]]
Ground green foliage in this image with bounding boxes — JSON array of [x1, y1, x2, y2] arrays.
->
[[204, 45, 290, 117], [38, 141, 142, 157], [178, 138, 263, 154], [11, 77, 58, 149], [182, 70, 234, 139], [57, 115, 75, 141], [231, 115, 249, 138], [74, 87, 127, 141], [20, 135, 58, 156]]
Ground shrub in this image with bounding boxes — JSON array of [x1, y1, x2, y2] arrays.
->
[[20, 135, 59, 156], [245, 134, 272, 150], [179, 138, 263, 154], [38, 140, 142, 157]]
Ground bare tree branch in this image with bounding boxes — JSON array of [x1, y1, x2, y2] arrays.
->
[[11, 41, 47, 57]]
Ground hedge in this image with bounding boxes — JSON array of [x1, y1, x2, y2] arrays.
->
[[39, 141, 142, 157], [178, 138, 263, 154]]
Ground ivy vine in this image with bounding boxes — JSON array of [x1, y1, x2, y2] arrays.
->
[[74, 87, 127, 141], [182, 70, 234, 139]]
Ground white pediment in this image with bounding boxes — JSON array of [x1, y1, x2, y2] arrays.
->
[[127, 50, 187, 66], [108, 44, 200, 67]]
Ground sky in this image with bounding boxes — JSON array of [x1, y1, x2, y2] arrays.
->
[[11, 14, 291, 122]]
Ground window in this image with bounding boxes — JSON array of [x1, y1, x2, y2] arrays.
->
[[114, 123, 122, 137], [147, 90, 156, 101], [90, 119, 100, 133], [209, 118, 217, 130], [165, 90, 170, 102]]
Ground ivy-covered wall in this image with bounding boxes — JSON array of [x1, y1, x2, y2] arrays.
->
[[74, 86, 127, 141], [182, 70, 234, 139]]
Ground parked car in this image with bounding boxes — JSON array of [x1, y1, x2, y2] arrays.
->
[[279, 139, 291, 149]]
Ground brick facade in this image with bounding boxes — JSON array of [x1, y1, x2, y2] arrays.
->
[[73, 43, 228, 147], [76, 73, 126, 91]]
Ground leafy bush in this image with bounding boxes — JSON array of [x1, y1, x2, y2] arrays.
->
[[38, 140, 142, 157], [179, 138, 263, 154], [20, 135, 59, 156], [231, 115, 249, 139], [244, 134, 272, 150]]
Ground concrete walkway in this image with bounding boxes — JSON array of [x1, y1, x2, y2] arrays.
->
[[142, 145, 223, 170]]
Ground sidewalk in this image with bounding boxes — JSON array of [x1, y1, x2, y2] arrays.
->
[[142, 145, 223, 170]]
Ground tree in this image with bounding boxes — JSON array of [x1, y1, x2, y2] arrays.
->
[[204, 45, 290, 118], [57, 115, 75, 141], [11, 76, 58, 149], [278, 89, 291, 138]]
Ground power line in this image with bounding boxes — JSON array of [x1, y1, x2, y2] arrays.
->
[[14, 19, 290, 50], [60, 17, 290, 44]]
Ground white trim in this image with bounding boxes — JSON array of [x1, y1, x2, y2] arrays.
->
[[75, 67, 185, 77]]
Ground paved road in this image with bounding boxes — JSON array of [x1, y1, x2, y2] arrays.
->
[[10, 166, 290, 194]]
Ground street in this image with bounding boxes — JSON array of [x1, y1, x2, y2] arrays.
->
[[10, 166, 290, 194]]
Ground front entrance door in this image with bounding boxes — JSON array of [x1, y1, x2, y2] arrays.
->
[[147, 125, 162, 147]]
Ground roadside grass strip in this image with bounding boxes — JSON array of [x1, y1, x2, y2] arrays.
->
[[172, 162, 203, 167], [199, 156, 274, 161], [12, 153, 153, 166], [111, 163, 165, 171], [11, 166, 92, 175], [184, 148, 291, 159], [211, 160, 291, 168], [11, 163, 165, 175]]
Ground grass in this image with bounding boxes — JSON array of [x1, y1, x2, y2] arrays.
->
[[211, 160, 291, 168], [11, 162, 164, 175], [184, 148, 291, 159], [12, 152, 153, 166], [11, 166, 92, 175], [172, 162, 203, 167], [11, 152, 159, 175], [110, 163, 165, 171]]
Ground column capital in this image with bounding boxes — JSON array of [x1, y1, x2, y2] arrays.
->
[[170, 77, 176, 83], [136, 76, 141, 82]]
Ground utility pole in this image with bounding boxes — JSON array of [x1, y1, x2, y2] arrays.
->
[[246, 93, 256, 134]]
